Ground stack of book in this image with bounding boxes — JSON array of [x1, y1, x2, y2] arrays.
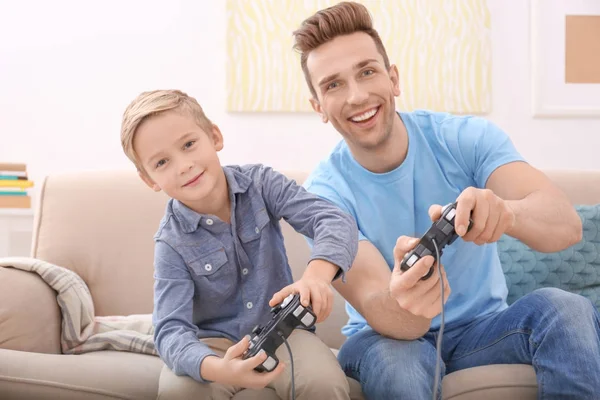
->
[[0, 163, 34, 209]]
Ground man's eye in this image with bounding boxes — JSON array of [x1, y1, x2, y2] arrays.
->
[[362, 69, 374, 76], [156, 159, 167, 168], [184, 140, 196, 149], [327, 81, 339, 90]]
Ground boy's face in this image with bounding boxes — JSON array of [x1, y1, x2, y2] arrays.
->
[[134, 110, 224, 204], [307, 32, 401, 151]]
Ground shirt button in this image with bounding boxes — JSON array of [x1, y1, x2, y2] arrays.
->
[[242, 268, 249, 275], [204, 264, 212, 271], [205, 219, 214, 226], [246, 302, 253, 309], [254, 227, 260, 234]]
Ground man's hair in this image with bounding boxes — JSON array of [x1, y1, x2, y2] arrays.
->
[[292, 1, 391, 99], [120, 89, 213, 172]]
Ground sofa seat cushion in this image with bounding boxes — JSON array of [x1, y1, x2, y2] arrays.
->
[[0, 349, 163, 399], [442, 364, 536, 399], [499, 204, 600, 309]]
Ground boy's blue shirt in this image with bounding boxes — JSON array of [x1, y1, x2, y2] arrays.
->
[[152, 164, 358, 382], [304, 110, 526, 337]]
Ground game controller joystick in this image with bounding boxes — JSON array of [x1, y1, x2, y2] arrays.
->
[[400, 202, 473, 280], [242, 293, 316, 372]]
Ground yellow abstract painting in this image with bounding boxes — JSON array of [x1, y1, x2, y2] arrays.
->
[[226, 0, 491, 113]]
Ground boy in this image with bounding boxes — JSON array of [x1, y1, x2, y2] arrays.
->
[[120, 89, 357, 400]]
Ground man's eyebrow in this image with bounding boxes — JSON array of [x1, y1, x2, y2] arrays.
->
[[317, 58, 381, 87], [355, 59, 379, 69], [318, 72, 340, 87]]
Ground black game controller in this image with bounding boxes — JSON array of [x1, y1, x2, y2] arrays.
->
[[400, 202, 473, 280], [242, 293, 316, 372]]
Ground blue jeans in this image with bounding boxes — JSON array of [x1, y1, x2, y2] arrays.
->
[[338, 288, 600, 399]]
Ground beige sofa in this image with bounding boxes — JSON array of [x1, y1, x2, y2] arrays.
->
[[1, 169, 599, 400]]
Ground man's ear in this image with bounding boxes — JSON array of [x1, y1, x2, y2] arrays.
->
[[209, 124, 224, 151], [309, 97, 328, 123], [389, 64, 401, 97], [138, 170, 161, 192]]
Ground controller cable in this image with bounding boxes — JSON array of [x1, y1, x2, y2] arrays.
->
[[431, 238, 444, 400], [278, 331, 296, 400]]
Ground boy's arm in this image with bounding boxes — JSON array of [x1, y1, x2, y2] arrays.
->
[[259, 166, 358, 281], [153, 241, 219, 382]]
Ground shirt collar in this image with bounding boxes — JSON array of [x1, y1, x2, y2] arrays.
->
[[172, 166, 252, 233]]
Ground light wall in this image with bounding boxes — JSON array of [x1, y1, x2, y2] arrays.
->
[[1, 0, 599, 208]]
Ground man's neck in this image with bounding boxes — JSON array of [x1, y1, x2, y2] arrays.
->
[[185, 169, 232, 223], [350, 112, 409, 174]]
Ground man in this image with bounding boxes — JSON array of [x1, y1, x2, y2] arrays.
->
[[291, 2, 599, 399]]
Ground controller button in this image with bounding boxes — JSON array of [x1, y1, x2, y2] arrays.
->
[[252, 325, 262, 334], [301, 313, 316, 327], [293, 305, 304, 317], [445, 208, 456, 222], [407, 254, 419, 267], [281, 294, 294, 308], [441, 221, 454, 235], [263, 356, 277, 372]]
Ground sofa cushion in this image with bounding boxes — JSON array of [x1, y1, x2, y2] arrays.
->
[[442, 364, 536, 400], [499, 204, 600, 309], [0, 267, 61, 354], [0, 349, 163, 400]]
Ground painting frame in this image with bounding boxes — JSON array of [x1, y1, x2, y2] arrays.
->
[[531, 0, 600, 118]]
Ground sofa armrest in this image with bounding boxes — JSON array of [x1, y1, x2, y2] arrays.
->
[[0, 267, 61, 354]]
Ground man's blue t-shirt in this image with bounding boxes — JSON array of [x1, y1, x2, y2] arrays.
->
[[304, 110, 526, 336]]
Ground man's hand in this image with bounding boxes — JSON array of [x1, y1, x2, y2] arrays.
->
[[200, 336, 285, 388], [429, 187, 516, 246], [269, 259, 337, 323], [390, 236, 451, 319]]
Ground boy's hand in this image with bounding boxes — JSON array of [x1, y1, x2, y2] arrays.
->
[[200, 336, 285, 389], [269, 259, 338, 323]]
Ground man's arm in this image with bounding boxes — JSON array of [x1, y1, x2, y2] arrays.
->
[[332, 240, 432, 340], [487, 162, 582, 252]]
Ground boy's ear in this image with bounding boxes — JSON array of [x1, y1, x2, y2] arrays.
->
[[310, 97, 328, 123], [209, 124, 224, 151], [138, 170, 161, 192], [388, 64, 401, 97]]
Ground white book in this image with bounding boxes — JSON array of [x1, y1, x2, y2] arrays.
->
[[0, 170, 27, 178]]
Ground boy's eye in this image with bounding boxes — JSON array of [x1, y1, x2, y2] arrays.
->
[[156, 159, 167, 168], [184, 140, 196, 149]]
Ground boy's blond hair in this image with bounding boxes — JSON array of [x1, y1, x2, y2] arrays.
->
[[120, 89, 213, 172]]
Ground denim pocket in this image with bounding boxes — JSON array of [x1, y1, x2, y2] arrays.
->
[[184, 247, 236, 301], [238, 208, 270, 243]]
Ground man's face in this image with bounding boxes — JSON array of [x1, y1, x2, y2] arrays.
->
[[134, 110, 224, 204], [307, 32, 400, 150]]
